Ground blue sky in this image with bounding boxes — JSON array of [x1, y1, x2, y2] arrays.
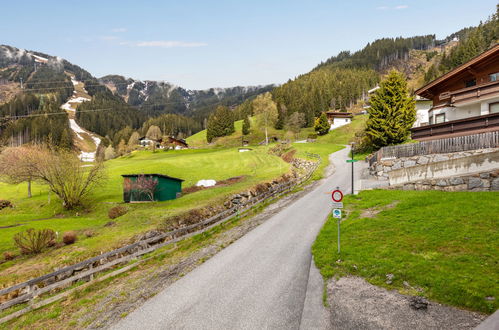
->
[[1, 0, 497, 89]]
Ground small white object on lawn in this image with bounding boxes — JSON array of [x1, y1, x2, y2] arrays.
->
[[196, 179, 217, 187]]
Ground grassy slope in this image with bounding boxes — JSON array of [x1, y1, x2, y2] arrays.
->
[[312, 189, 499, 314], [0, 147, 289, 284]]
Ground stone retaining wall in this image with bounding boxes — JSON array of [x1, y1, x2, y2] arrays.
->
[[370, 148, 499, 179], [388, 170, 499, 192]]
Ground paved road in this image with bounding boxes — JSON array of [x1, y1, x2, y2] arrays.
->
[[114, 147, 365, 330]]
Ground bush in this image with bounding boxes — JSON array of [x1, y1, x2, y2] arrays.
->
[[62, 231, 77, 245], [3, 251, 14, 261], [13, 228, 56, 254], [0, 200, 13, 210], [108, 206, 128, 219], [307, 133, 318, 140]]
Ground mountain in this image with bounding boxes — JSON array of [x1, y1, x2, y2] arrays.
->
[[99, 75, 274, 120], [0, 45, 273, 150]]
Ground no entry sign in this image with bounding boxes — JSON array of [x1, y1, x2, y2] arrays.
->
[[331, 189, 343, 202]]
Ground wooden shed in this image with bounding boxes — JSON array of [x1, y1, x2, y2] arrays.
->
[[122, 174, 184, 203]]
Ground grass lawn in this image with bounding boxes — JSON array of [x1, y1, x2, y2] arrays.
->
[[0, 147, 290, 285], [312, 189, 499, 314]]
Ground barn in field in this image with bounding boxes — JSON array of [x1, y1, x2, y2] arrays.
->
[[122, 174, 184, 202]]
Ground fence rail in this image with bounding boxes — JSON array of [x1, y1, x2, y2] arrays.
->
[[0, 155, 320, 320], [369, 131, 499, 166]]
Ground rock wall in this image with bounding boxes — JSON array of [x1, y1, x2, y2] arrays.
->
[[370, 148, 499, 179], [388, 170, 499, 192]]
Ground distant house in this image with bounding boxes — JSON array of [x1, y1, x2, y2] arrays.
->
[[164, 136, 189, 149], [138, 137, 161, 148], [325, 111, 353, 130], [413, 44, 499, 140], [122, 174, 183, 202]]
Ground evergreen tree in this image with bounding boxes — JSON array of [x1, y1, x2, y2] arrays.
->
[[274, 103, 287, 129], [206, 106, 235, 143], [314, 113, 330, 136], [242, 116, 251, 135], [59, 129, 73, 150], [365, 70, 416, 149]]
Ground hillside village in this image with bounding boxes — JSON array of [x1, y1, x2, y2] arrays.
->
[[0, 3, 497, 330]]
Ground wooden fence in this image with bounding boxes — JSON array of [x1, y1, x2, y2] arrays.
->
[[0, 154, 320, 323], [369, 131, 499, 166]]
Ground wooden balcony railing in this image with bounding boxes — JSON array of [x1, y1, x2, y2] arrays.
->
[[411, 112, 499, 140], [450, 80, 499, 105]]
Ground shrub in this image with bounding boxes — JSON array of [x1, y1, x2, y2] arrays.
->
[[307, 133, 318, 140], [108, 206, 128, 219], [84, 229, 95, 238], [3, 251, 14, 261], [13, 228, 56, 254], [0, 200, 13, 210], [62, 231, 77, 245]]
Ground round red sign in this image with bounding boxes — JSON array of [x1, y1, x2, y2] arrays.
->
[[332, 189, 343, 202]]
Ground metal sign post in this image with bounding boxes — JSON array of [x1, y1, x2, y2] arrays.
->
[[331, 187, 343, 254]]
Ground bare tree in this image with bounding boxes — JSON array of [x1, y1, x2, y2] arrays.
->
[[33, 149, 106, 209], [0, 146, 41, 197]]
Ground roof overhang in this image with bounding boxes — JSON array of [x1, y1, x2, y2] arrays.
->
[[415, 43, 499, 98]]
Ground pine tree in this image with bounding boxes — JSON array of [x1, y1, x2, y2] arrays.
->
[[206, 106, 235, 143], [59, 129, 73, 149], [314, 113, 330, 136], [365, 70, 416, 149], [274, 103, 286, 129], [242, 116, 250, 135]]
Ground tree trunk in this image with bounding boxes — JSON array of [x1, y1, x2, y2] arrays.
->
[[265, 116, 269, 145], [27, 179, 32, 198]]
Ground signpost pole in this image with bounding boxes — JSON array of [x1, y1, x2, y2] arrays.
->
[[351, 144, 354, 195], [337, 217, 341, 254]]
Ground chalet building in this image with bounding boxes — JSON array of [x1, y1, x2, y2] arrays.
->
[[325, 111, 353, 130], [412, 44, 499, 140], [164, 136, 189, 149]]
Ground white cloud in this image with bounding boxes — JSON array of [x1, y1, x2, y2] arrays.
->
[[377, 4, 409, 10], [111, 28, 127, 33], [134, 40, 208, 48], [100, 35, 119, 41]]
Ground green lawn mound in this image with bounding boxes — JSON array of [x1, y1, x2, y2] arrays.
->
[[0, 147, 290, 284], [313, 189, 499, 314]]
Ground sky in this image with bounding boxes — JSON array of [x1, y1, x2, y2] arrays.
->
[[1, 0, 497, 90]]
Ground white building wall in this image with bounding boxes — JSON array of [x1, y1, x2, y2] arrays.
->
[[329, 117, 351, 130]]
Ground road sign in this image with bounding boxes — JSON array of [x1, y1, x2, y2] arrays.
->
[[346, 159, 358, 163], [331, 202, 343, 209], [331, 189, 343, 202], [332, 209, 342, 219]]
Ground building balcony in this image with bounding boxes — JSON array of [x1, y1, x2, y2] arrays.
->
[[449, 80, 499, 105], [410, 112, 499, 141]]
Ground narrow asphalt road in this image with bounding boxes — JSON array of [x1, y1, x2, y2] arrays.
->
[[114, 146, 365, 330]]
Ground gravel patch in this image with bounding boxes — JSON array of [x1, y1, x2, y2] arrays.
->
[[327, 276, 486, 330]]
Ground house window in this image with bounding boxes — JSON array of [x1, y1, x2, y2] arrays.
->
[[435, 113, 446, 123], [465, 79, 476, 88], [490, 73, 499, 82], [490, 102, 499, 114]]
